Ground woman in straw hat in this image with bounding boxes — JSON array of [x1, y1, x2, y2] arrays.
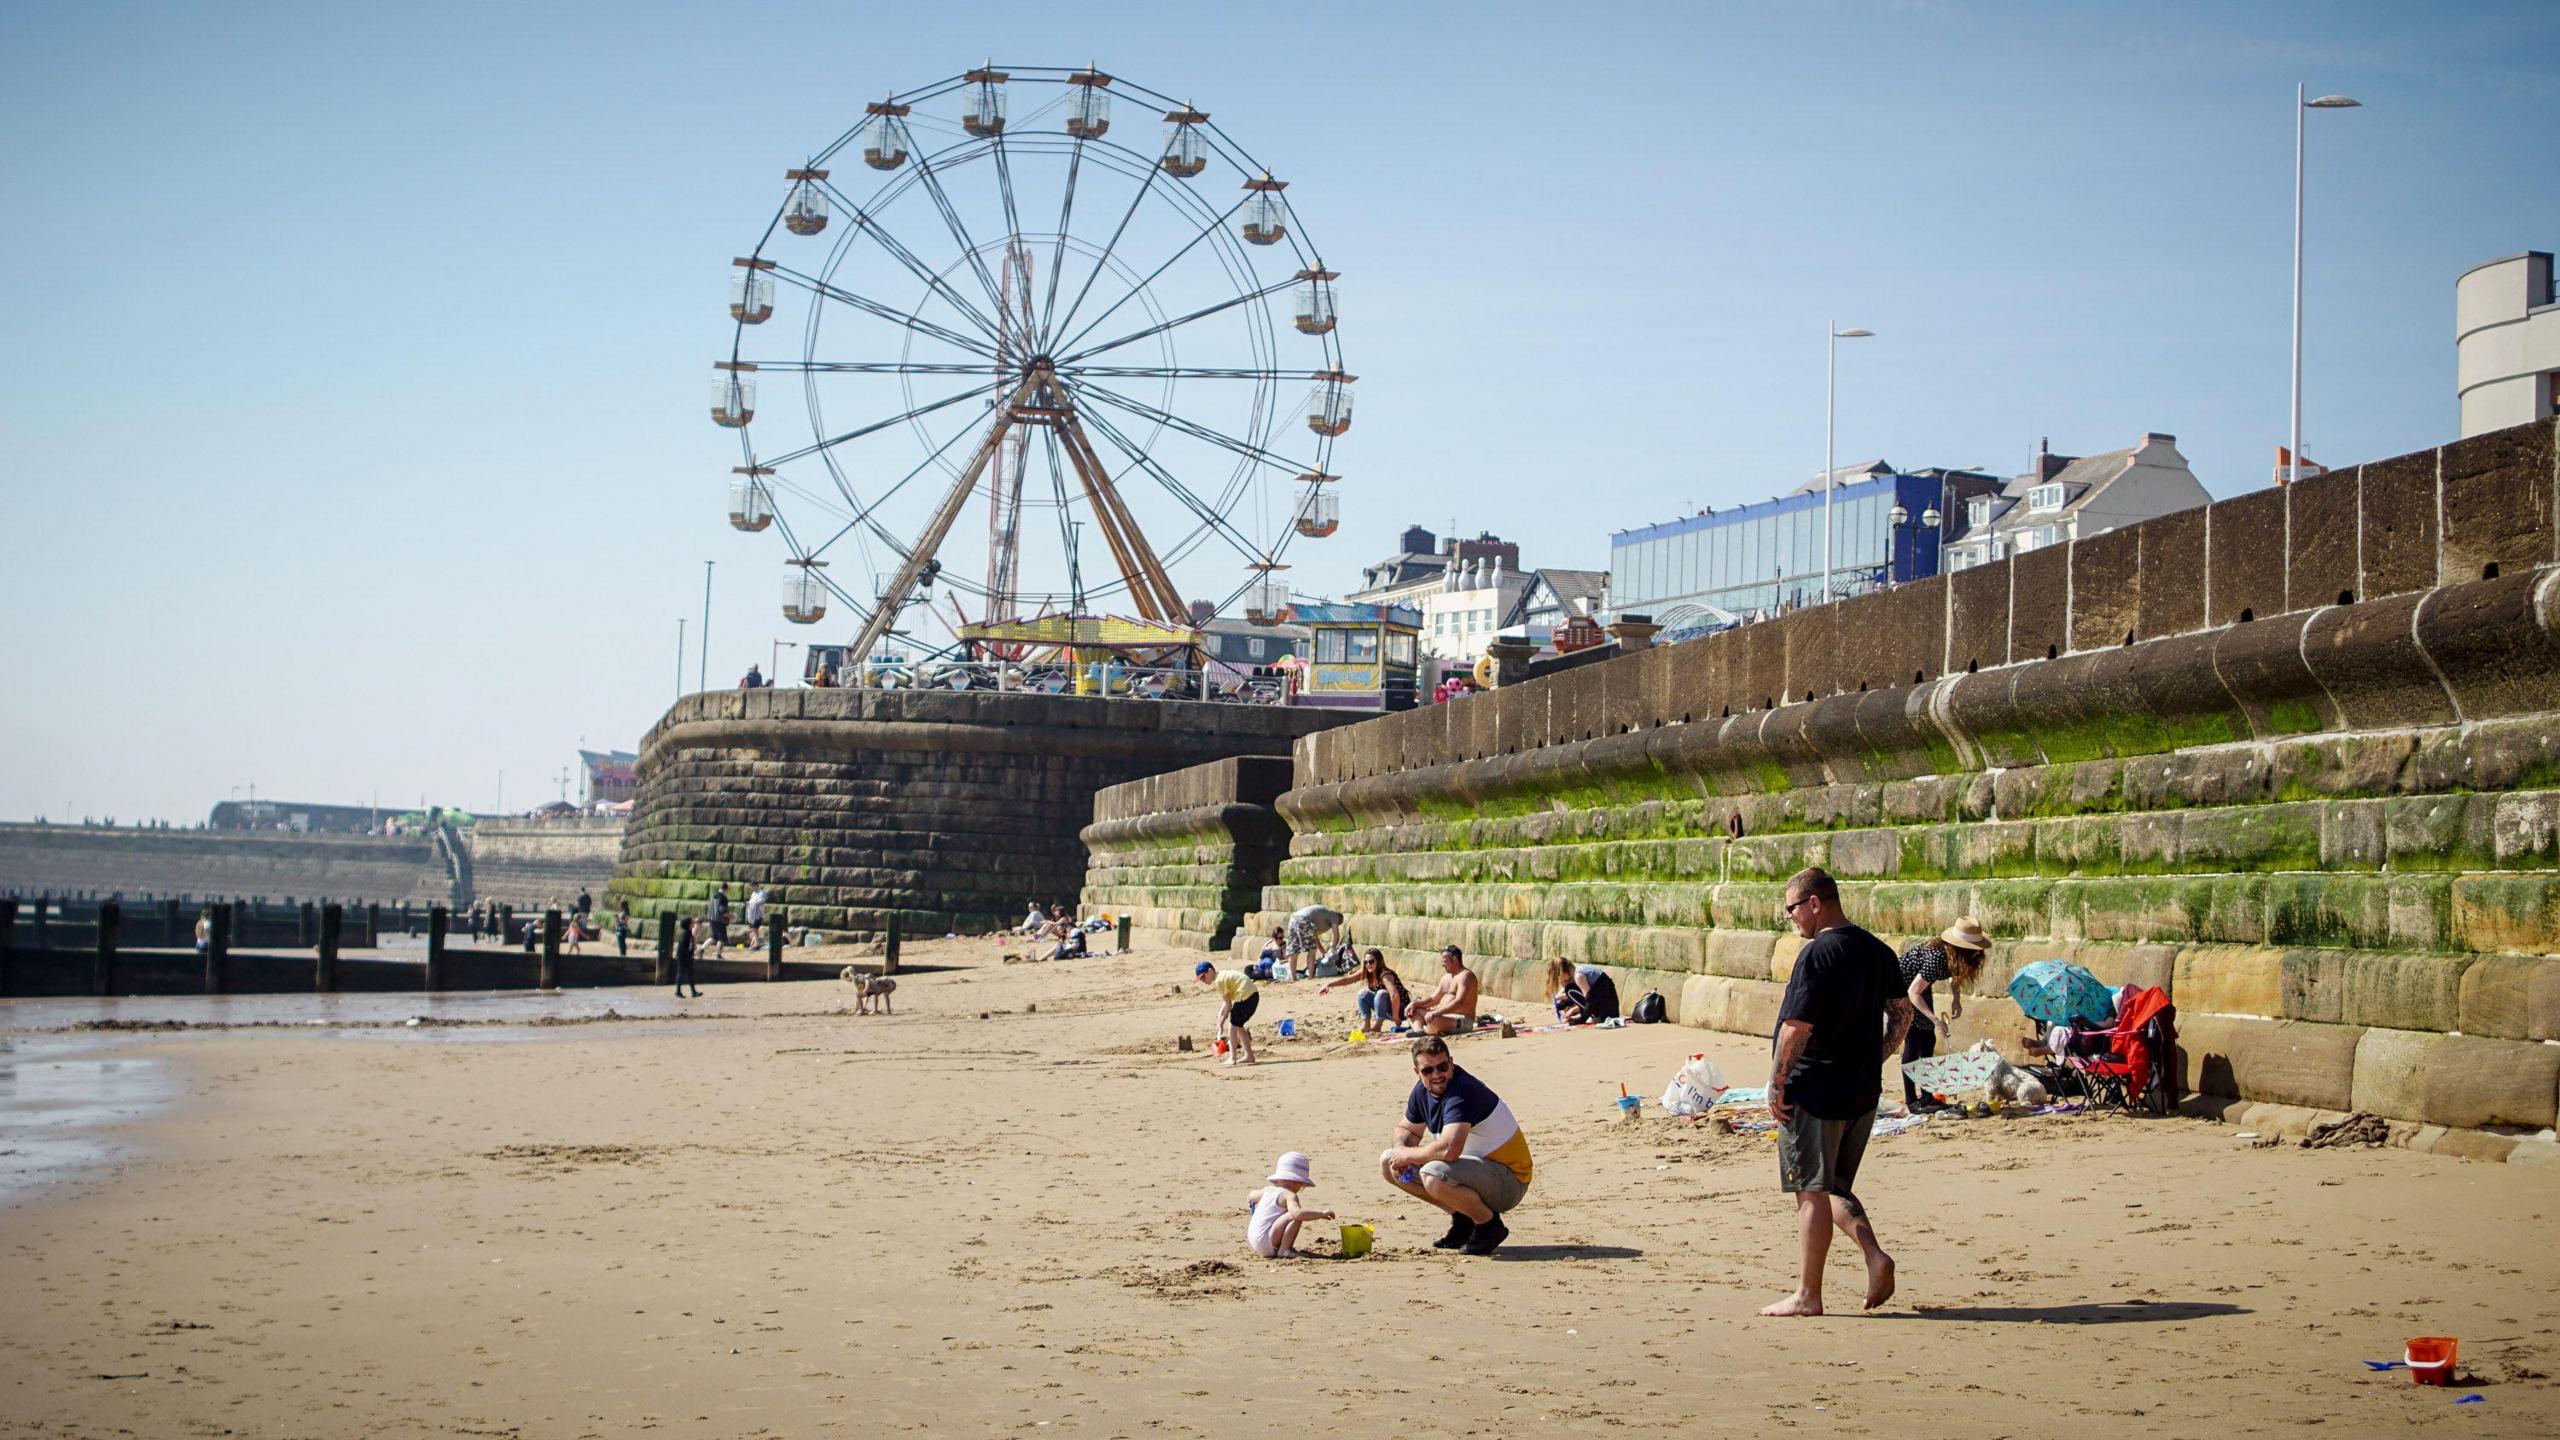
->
[[1896, 918, 1989, 1112]]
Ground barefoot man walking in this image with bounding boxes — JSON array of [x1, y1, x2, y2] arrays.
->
[[1762, 866, 1913, 1317]]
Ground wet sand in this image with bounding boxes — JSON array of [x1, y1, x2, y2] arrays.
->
[[1, 938, 2554, 1437]]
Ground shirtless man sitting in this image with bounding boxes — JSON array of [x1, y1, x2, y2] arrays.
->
[[1405, 945, 1482, 1035]]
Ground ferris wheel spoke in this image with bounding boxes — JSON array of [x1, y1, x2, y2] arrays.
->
[[1040, 136, 1087, 341], [812, 177, 1006, 343], [1068, 378, 1302, 474], [766, 264, 1000, 359], [1055, 275, 1297, 367], [758, 376, 1010, 468], [1075, 404, 1268, 566], [753, 361, 1006, 375], [798, 402, 993, 562], [1050, 195, 1250, 358], [910, 147, 1011, 321], [991, 134, 1026, 265], [1065, 365, 1324, 380], [1039, 152, 1169, 351]]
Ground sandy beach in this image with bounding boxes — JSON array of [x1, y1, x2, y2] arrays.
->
[[2, 938, 2555, 1437]]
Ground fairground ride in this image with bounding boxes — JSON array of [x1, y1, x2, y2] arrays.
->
[[711, 64, 1352, 679]]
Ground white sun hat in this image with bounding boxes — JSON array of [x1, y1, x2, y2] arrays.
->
[[1267, 1151, 1315, 1186]]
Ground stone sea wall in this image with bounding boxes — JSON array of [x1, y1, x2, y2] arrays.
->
[[0, 824, 452, 907], [1246, 419, 2560, 1159], [466, 819, 623, 909], [608, 689, 1350, 941], [1078, 756, 1294, 951]]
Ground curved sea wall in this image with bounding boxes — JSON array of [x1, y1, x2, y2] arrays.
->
[[1078, 756, 1293, 951], [1247, 420, 2560, 1159], [0, 824, 452, 907], [608, 689, 1349, 941]]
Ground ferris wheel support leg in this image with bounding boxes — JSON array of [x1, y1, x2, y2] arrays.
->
[[1053, 417, 1159, 621], [844, 374, 1042, 674], [1059, 415, 1186, 623]]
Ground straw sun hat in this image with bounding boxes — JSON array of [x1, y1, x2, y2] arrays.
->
[[1939, 917, 1991, 953], [1267, 1152, 1315, 1187]]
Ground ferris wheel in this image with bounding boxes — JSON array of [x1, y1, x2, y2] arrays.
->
[[713, 64, 1353, 664]]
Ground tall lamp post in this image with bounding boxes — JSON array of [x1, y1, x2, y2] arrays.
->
[[675, 617, 687, 700], [2290, 87, 2360, 485], [1823, 323, 1874, 602], [771, 638, 799, 686], [698, 560, 715, 692]]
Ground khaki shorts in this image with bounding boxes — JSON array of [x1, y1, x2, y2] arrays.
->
[[1420, 1156, 1527, 1215], [1776, 1107, 1875, 1198]]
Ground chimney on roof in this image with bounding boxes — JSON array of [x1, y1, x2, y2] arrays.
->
[[2142, 432, 2176, 445]]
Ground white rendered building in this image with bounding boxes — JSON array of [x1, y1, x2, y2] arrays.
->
[[2457, 251, 2559, 438]]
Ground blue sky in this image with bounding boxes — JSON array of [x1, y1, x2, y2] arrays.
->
[[3, 1, 2553, 821]]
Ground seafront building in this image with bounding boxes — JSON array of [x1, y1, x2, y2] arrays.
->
[[1607, 463, 2001, 628], [2456, 249, 2559, 438], [1940, 433, 2209, 571]]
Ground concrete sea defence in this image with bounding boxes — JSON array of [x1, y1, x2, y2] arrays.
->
[[466, 818, 623, 908], [1238, 419, 2560, 1158], [607, 688, 1351, 941], [1078, 756, 1294, 951], [0, 823, 453, 908]]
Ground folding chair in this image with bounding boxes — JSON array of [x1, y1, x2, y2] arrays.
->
[[2064, 987, 2179, 1116]]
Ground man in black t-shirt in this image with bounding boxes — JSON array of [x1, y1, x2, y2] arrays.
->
[[1762, 866, 1914, 1318]]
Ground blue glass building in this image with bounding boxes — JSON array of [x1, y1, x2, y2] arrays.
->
[[1609, 468, 2000, 626]]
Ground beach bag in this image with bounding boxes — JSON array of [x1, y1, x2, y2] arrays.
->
[[1660, 1054, 1729, 1116], [1630, 990, 1667, 1024]]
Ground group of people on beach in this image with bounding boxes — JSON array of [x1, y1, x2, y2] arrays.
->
[[1202, 871, 1989, 1311]]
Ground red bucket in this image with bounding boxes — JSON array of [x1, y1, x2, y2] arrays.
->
[[2404, 1336, 2457, 1386]]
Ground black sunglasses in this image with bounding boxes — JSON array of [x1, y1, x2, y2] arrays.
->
[[1781, 895, 1816, 914], [1416, 1060, 1454, 1076]]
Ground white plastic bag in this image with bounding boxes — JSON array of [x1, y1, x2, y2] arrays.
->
[[1660, 1053, 1730, 1116]]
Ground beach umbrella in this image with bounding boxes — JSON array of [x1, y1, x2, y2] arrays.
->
[[2007, 960, 2117, 1026]]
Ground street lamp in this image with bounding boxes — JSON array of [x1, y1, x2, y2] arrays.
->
[[2290, 87, 2360, 485], [1823, 324, 1875, 602], [771, 638, 800, 685]]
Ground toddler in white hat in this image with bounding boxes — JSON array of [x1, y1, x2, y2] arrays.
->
[[1244, 1152, 1333, 1259]]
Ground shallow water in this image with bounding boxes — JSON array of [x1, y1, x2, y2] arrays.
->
[[0, 1036, 176, 1207], [0, 985, 720, 1031]]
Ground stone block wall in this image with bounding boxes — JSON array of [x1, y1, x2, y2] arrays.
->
[[0, 824, 450, 907], [1246, 419, 2560, 1157], [1077, 756, 1294, 951], [465, 818, 624, 908], [607, 689, 1351, 942]]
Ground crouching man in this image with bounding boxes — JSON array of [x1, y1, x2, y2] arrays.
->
[[1380, 1036, 1533, 1256]]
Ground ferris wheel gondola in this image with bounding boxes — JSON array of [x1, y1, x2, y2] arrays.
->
[[709, 64, 1354, 668]]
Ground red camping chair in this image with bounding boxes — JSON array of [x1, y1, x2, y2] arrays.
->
[[2064, 987, 2179, 1116]]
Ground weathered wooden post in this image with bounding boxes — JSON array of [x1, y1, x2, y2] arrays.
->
[[400, 901, 413, 935], [883, 913, 902, 975], [229, 898, 248, 955], [36, 893, 52, 951], [299, 901, 317, 948], [366, 902, 381, 947], [766, 908, 784, 982], [1117, 915, 1133, 954], [1, 899, 17, 997], [500, 904, 516, 949], [163, 898, 182, 947], [425, 906, 447, 991], [94, 899, 121, 997], [316, 903, 341, 992], [655, 912, 675, 986], [539, 909, 561, 989], [205, 905, 229, 995]]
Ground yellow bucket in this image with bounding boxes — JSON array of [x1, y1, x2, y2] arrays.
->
[[1339, 1223, 1374, 1259]]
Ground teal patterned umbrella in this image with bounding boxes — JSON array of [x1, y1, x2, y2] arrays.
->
[[2007, 960, 2116, 1026]]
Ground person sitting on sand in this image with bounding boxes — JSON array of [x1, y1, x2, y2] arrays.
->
[[1280, 902, 1344, 981], [856, 972, 896, 1015], [1244, 1152, 1333, 1259], [1315, 947, 1409, 1030], [1896, 918, 1988, 1112], [1257, 927, 1286, 967], [1015, 900, 1047, 935], [1546, 958, 1621, 1025], [1195, 960, 1260, 1065], [1404, 945, 1482, 1035], [1380, 1036, 1531, 1256]]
